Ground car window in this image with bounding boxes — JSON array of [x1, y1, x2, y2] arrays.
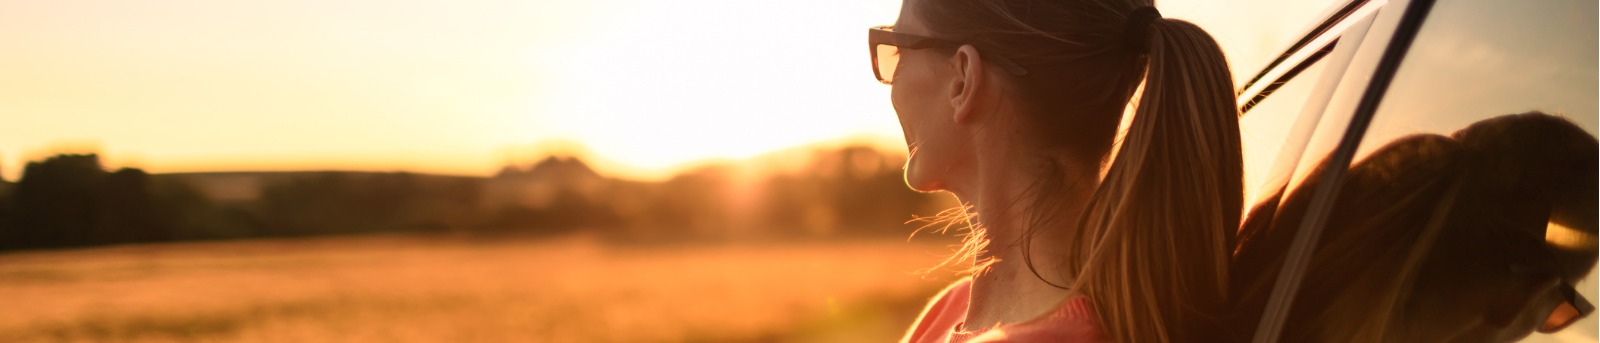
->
[[1348, 0, 1597, 341], [1239, 60, 1327, 208], [1246, 0, 1597, 341], [1276, 3, 1406, 198], [1233, 2, 1426, 340], [1229, 7, 1387, 339], [1237, 1, 1382, 220]]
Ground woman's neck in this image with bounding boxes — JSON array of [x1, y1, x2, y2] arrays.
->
[[964, 242, 1077, 331], [957, 157, 1095, 331]]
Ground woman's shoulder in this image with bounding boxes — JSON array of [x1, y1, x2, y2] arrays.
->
[[901, 277, 973, 343]]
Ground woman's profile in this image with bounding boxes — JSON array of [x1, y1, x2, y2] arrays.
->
[[868, 0, 1242, 341]]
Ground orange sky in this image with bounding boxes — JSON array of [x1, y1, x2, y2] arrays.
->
[[0, 0, 1338, 181]]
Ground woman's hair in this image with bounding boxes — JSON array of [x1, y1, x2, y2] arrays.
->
[[1230, 112, 1599, 341], [914, 0, 1242, 341]]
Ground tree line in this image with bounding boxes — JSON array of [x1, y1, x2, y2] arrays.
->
[[0, 146, 955, 251]]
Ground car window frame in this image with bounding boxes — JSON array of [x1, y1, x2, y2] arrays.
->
[[1238, 0, 1380, 114], [1243, 0, 1441, 342]]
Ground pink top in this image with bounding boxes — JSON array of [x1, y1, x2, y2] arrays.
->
[[901, 278, 1111, 343]]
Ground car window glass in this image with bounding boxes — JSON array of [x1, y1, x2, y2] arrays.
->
[[1231, 4, 1417, 341], [1349, 1, 1597, 341], [1239, 9, 1381, 221], [1245, 0, 1598, 341], [1277, 3, 1406, 196], [1239, 61, 1327, 207]]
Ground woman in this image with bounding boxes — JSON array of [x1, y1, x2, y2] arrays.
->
[[869, 0, 1242, 341], [1230, 112, 1598, 342]]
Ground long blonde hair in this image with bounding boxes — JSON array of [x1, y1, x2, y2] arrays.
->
[[914, 0, 1242, 341], [1067, 18, 1241, 342]]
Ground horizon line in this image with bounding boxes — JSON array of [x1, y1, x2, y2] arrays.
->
[[1, 134, 909, 183]]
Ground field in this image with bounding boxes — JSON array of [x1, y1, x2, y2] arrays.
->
[[0, 234, 963, 343]]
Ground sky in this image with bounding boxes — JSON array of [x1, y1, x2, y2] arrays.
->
[[0, 0, 1340, 181]]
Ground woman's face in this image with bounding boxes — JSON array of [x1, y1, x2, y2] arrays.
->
[[889, 0, 973, 193]]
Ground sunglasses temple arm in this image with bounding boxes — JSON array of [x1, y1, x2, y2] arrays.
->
[[1574, 291, 1596, 315]]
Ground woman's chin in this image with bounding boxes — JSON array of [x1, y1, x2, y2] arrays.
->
[[902, 167, 945, 193]]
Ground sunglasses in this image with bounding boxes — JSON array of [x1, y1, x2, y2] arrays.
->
[[1510, 263, 1596, 333], [1539, 279, 1595, 333], [867, 25, 1029, 85]]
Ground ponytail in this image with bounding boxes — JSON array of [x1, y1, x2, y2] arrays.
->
[[1069, 18, 1243, 342]]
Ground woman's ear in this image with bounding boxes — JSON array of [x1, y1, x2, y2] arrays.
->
[[948, 44, 986, 125]]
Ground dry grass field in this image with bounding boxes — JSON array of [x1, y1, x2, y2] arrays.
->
[[0, 234, 964, 343]]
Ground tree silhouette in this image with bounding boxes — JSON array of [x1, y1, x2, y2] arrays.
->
[[7, 154, 105, 248], [0, 145, 953, 251], [0, 154, 215, 249]]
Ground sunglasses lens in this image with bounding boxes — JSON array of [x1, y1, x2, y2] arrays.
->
[[874, 44, 899, 84], [1540, 302, 1582, 333]]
